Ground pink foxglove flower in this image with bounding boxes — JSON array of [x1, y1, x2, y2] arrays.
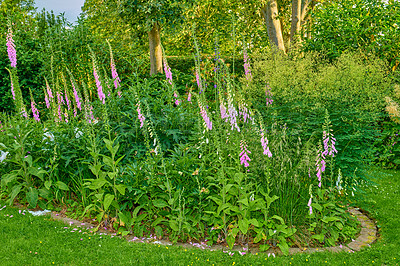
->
[[46, 79, 53, 99], [93, 65, 105, 104], [164, 60, 172, 85], [71, 81, 81, 110], [44, 90, 50, 109], [187, 92, 192, 102], [65, 88, 71, 110], [220, 102, 229, 121], [308, 198, 313, 215], [243, 49, 252, 81], [199, 102, 212, 130], [137, 103, 145, 128], [315, 150, 325, 188], [31, 98, 40, 122], [195, 70, 202, 89], [6, 27, 17, 68], [110, 54, 121, 97], [260, 132, 272, 157], [10, 79, 15, 100], [173, 91, 180, 105], [322, 130, 338, 157], [239, 140, 251, 167]]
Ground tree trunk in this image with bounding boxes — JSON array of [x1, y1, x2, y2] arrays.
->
[[289, 0, 302, 47], [148, 22, 163, 76], [261, 0, 286, 53]]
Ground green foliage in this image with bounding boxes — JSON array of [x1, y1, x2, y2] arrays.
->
[[250, 51, 394, 182], [305, 0, 400, 71]]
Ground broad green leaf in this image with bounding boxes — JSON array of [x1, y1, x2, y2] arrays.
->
[[271, 215, 285, 224], [1, 173, 17, 187], [118, 212, 128, 226], [89, 164, 102, 177], [44, 180, 52, 190], [169, 220, 179, 231], [311, 233, 325, 242], [277, 236, 289, 255], [56, 181, 70, 191], [26, 187, 38, 208], [226, 235, 235, 250], [9, 184, 22, 205], [103, 156, 114, 168], [104, 194, 114, 212], [115, 184, 127, 195], [88, 178, 107, 190], [153, 199, 168, 208], [238, 218, 249, 234], [249, 218, 260, 227], [322, 216, 340, 223], [152, 217, 166, 227], [312, 202, 323, 212]]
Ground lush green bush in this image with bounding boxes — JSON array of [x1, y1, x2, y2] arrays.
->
[[248, 50, 395, 183], [304, 0, 400, 72]]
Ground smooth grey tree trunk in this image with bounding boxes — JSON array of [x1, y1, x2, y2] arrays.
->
[[261, 0, 286, 53], [289, 0, 302, 47], [148, 22, 163, 76]]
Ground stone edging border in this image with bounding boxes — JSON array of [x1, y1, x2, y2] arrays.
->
[[48, 207, 377, 256]]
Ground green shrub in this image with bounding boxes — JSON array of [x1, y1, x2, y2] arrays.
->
[[248, 51, 394, 182]]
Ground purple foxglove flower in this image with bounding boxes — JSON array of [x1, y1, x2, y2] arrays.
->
[[196, 71, 202, 89], [307, 198, 313, 215], [164, 61, 172, 85], [6, 27, 17, 68], [44, 94, 50, 109], [199, 103, 212, 130], [111, 56, 121, 95], [260, 133, 272, 157], [187, 92, 192, 102], [228, 103, 240, 132], [220, 103, 229, 121], [10, 79, 15, 100], [71, 81, 81, 110], [243, 49, 252, 81], [239, 140, 251, 167], [137, 103, 145, 128], [65, 88, 71, 110], [31, 99, 40, 122], [93, 66, 105, 104], [46, 80, 53, 99]]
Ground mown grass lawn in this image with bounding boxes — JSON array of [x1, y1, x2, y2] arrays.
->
[[0, 168, 398, 265]]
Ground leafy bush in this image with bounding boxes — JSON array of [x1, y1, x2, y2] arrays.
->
[[304, 0, 400, 71], [248, 51, 394, 182]]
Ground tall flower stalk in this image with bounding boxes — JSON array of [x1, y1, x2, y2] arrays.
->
[[199, 101, 212, 131], [89, 46, 106, 104], [239, 139, 251, 167], [137, 102, 145, 128], [5, 23, 26, 118], [243, 47, 252, 82], [6, 25, 17, 68], [107, 40, 122, 98], [29, 89, 40, 122]]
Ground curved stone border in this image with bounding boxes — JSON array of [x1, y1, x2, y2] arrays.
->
[[47, 207, 377, 255]]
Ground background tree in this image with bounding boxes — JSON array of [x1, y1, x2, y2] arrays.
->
[[83, 0, 192, 76]]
